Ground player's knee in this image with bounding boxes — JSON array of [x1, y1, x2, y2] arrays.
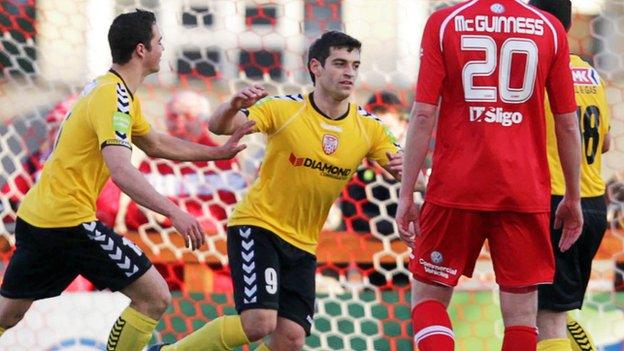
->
[[241, 312, 277, 342], [132, 287, 171, 319], [277, 328, 306, 350], [150, 288, 172, 317], [500, 296, 537, 326]]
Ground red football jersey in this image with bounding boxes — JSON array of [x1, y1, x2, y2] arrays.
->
[[416, 0, 576, 212]]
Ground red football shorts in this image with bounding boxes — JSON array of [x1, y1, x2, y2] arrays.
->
[[409, 202, 554, 288]]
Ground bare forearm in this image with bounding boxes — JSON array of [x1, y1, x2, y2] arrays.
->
[[110, 165, 179, 218], [554, 112, 582, 199], [208, 102, 240, 135], [399, 103, 436, 200], [149, 133, 225, 161]]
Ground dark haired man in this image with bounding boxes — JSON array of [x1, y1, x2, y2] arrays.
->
[[529, 1, 611, 350], [0, 9, 251, 351], [150, 30, 402, 351]]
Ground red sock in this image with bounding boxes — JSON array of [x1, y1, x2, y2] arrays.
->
[[412, 300, 454, 351], [502, 325, 538, 351]]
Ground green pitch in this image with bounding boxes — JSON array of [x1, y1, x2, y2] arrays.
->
[[153, 291, 624, 351]]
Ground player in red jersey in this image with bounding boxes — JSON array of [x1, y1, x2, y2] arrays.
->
[[396, 1, 583, 350]]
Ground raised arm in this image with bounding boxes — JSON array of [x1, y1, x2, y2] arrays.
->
[[208, 85, 268, 135], [133, 120, 254, 161], [102, 145, 205, 250]]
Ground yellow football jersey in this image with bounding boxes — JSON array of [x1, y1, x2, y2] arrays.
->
[[546, 55, 610, 197], [229, 93, 399, 254], [18, 70, 151, 227]]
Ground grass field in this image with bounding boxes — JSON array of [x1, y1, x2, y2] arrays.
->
[[154, 290, 624, 351]]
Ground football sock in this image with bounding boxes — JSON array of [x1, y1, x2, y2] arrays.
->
[[106, 306, 158, 351], [537, 338, 572, 351], [411, 300, 454, 351], [502, 325, 538, 351], [255, 342, 271, 350], [163, 315, 249, 351], [567, 315, 596, 351]]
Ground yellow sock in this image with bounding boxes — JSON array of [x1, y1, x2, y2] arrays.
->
[[163, 315, 249, 351], [0, 326, 5, 337], [106, 306, 158, 351], [255, 342, 271, 351], [567, 315, 596, 351], [537, 338, 572, 351]]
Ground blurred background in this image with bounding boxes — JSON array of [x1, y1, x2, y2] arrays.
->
[[0, 0, 623, 350]]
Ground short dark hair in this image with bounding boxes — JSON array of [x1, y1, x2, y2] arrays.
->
[[307, 31, 361, 84], [108, 9, 157, 64], [528, 0, 572, 31]]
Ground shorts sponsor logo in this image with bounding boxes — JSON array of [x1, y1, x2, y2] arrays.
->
[[322, 134, 339, 155], [288, 153, 353, 180], [419, 258, 457, 279], [306, 315, 314, 325], [430, 251, 443, 264], [469, 106, 523, 127]]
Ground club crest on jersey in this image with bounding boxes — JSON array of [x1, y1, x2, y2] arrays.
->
[[322, 134, 339, 155], [490, 3, 505, 14]]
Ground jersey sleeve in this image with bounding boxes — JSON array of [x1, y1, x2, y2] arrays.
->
[[241, 97, 279, 135], [132, 99, 151, 137], [415, 13, 445, 105], [367, 120, 401, 167], [546, 21, 577, 115], [88, 85, 132, 150]]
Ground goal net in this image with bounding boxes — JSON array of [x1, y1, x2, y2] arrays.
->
[[0, 1, 623, 350]]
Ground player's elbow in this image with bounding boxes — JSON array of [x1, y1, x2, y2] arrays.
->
[[553, 112, 579, 135], [411, 103, 437, 129], [207, 118, 224, 135]]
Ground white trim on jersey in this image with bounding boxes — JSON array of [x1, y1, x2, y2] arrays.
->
[[439, 0, 478, 52], [515, 0, 558, 54]]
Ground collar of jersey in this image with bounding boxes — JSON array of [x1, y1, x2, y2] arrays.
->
[[108, 69, 135, 100], [308, 92, 350, 121]]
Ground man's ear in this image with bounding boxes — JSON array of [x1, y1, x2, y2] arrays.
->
[[135, 43, 147, 59], [309, 58, 322, 76]]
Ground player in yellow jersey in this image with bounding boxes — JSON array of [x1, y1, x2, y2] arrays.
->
[[149, 31, 402, 351], [530, 1, 612, 351], [0, 9, 252, 351]]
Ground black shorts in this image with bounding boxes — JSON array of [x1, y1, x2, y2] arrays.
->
[[227, 225, 316, 335], [0, 218, 152, 300], [538, 195, 608, 311]]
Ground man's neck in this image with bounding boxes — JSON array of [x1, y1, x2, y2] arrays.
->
[[110, 63, 145, 94], [312, 89, 350, 120]]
